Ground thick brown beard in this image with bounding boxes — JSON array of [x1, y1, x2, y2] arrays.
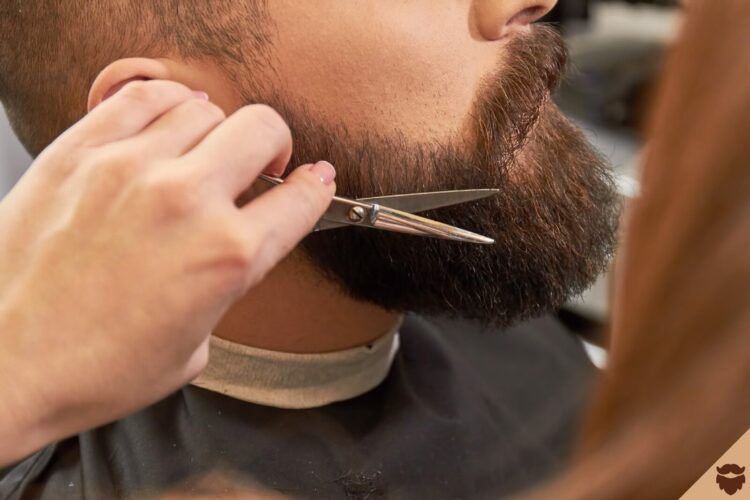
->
[[241, 26, 620, 326]]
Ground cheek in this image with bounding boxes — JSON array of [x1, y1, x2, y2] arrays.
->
[[269, 3, 488, 142]]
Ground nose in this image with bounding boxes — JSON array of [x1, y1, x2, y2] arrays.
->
[[474, 0, 557, 40]]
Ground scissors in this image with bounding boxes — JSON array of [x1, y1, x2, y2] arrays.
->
[[259, 175, 498, 245]]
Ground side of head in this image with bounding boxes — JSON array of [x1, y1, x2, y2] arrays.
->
[[0, 0, 559, 156], [0, 0, 619, 326], [0, 0, 271, 156]]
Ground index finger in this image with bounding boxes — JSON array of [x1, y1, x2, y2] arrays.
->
[[59, 80, 199, 148], [239, 163, 337, 282]]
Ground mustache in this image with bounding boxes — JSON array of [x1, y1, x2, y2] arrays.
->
[[717, 464, 746, 475]]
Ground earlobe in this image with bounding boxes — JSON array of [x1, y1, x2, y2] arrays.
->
[[87, 58, 172, 111]]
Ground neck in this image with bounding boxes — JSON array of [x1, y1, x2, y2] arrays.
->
[[213, 250, 400, 354]]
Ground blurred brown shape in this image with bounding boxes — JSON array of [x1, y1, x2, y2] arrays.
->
[[526, 0, 750, 498]]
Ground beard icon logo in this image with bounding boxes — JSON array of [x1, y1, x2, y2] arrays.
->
[[716, 464, 746, 496]]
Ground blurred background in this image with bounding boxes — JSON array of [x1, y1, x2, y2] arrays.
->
[[543, 0, 681, 351], [0, 0, 683, 349], [0, 106, 31, 197]]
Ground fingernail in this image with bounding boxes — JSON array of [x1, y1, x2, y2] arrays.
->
[[309, 161, 336, 185], [192, 90, 210, 100]]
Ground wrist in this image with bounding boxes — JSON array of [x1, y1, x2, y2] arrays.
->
[[0, 307, 57, 465], [0, 395, 49, 466]]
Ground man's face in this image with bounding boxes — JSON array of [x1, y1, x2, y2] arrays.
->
[[268, 0, 518, 145], [231, 1, 620, 325]]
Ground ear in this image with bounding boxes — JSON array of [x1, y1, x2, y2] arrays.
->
[[87, 58, 172, 112]]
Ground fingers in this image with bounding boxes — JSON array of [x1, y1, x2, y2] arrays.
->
[[183, 337, 211, 383], [61, 80, 198, 148], [239, 162, 337, 280], [116, 95, 227, 160], [183, 104, 293, 197]]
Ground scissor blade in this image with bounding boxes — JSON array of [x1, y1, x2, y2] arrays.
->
[[317, 189, 500, 230], [375, 207, 495, 245], [259, 174, 495, 243], [358, 189, 499, 214]]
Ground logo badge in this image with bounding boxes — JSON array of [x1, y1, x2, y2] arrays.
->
[[716, 464, 746, 496]]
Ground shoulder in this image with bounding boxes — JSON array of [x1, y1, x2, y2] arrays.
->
[[0, 389, 190, 500], [398, 314, 595, 456], [400, 313, 594, 381], [0, 444, 64, 500]]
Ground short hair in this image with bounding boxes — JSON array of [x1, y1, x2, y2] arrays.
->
[[0, 0, 270, 156]]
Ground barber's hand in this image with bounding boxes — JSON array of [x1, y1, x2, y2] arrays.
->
[[0, 80, 335, 464]]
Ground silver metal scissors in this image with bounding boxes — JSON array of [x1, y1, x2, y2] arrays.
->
[[259, 175, 498, 245]]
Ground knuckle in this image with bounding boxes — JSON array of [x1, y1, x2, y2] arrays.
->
[[91, 146, 137, 170], [249, 103, 285, 126], [183, 98, 226, 124], [293, 186, 320, 218], [242, 249, 276, 290], [221, 230, 258, 272], [82, 148, 140, 189], [292, 175, 329, 218], [220, 224, 288, 290], [244, 104, 292, 148], [39, 145, 86, 179], [244, 262, 272, 291], [211, 220, 289, 292], [118, 81, 159, 106], [140, 171, 200, 218], [117, 80, 190, 108]]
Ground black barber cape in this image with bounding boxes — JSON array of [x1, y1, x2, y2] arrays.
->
[[1, 315, 593, 499]]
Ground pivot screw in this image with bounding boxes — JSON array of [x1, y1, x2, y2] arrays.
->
[[348, 206, 367, 223]]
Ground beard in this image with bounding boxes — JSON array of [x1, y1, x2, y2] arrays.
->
[[240, 26, 620, 327]]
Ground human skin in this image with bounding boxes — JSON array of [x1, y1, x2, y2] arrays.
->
[[87, 0, 558, 353], [0, 80, 337, 465], [268, 0, 553, 145]]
